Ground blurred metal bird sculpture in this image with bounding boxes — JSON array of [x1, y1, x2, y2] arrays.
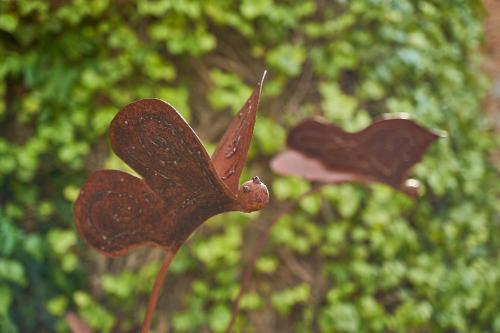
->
[[271, 114, 444, 196], [226, 113, 444, 333]]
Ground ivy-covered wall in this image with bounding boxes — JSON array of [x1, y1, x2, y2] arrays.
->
[[0, 0, 498, 332]]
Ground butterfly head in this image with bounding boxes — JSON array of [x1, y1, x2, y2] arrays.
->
[[238, 176, 269, 212]]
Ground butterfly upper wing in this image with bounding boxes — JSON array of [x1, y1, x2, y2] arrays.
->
[[110, 99, 236, 204], [211, 72, 266, 194], [74, 99, 238, 256], [287, 117, 440, 189]]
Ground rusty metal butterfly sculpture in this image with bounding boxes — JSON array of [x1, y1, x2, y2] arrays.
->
[[74, 72, 269, 257], [271, 114, 444, 196], [74, 72, 269, 333]]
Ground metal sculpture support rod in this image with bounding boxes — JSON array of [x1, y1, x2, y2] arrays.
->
[[226, 184, 324, 333], [141, 249, 177, 333]]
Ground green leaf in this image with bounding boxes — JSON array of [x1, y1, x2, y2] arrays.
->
[[0, 259, 27, 287]]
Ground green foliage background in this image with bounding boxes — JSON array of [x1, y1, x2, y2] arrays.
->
[[0, 0, 499, 332]]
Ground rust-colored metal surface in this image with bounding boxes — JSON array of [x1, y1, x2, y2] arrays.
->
[[271, 115, 443, 195], [66, 312, 93, 333], [212, 72, 266, 193], [74, 74, 268, 257]]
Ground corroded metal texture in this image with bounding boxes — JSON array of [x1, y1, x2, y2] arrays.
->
[[212, 72, 266, 193], [237, 176, 269, 212], [74, 74, 268, 257], [271, 115, 443, 195]]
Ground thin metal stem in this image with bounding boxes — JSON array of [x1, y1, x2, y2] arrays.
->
[[226, 184, 324, 333], [141, 249, 177, 333]]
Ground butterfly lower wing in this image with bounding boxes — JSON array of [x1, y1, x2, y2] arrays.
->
[[211, 72, 266, 194], [110, 99, 236, 210], [74, 170, 165, 257]]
